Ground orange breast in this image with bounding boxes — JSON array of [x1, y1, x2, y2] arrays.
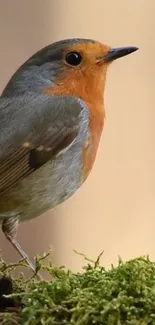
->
[[82, 100, 104, 181], [43, 67, 105, 181]]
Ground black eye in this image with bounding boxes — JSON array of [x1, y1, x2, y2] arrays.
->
[[65, 52, 82, 66]]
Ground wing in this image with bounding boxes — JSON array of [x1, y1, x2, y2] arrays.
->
[[0, 93, 87, 195]]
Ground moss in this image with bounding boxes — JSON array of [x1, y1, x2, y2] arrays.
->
[[0, 251, 155, 324]]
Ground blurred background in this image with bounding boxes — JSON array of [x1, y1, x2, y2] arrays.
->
[[0, 0, 155, 275]]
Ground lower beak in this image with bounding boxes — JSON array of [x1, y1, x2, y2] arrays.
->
[[103, 46, 138, 62]]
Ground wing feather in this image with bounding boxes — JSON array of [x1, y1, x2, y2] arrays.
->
[[0, 93, 85, 195]]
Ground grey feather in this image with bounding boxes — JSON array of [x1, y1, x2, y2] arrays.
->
[[0, 92, 89, 220], [0, 93, 87, 157]]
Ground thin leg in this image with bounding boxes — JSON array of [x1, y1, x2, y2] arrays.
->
[[2, 216, 42, 280]]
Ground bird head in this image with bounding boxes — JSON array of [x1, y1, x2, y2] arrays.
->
[[2, 38, 138, 100]]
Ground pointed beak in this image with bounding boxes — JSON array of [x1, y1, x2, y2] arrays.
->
[[103, 46, 138, 63]]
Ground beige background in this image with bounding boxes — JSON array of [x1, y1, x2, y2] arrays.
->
[[0, 0, 154, 274]]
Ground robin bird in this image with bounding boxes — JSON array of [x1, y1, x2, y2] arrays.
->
[[0, 38, 138, 275]]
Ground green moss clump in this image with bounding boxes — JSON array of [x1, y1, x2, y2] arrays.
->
[[0, 252, 155, 324]]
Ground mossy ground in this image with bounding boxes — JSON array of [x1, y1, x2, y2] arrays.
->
[[0, 250, 155, 324]]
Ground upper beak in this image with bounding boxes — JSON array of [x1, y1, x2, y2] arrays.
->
[[103, 46, 138, 63]]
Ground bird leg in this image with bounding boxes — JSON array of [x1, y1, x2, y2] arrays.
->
[[2, 216, 42, 280]]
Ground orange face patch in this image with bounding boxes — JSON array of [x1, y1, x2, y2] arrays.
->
[[44, 41, 109, 180]]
